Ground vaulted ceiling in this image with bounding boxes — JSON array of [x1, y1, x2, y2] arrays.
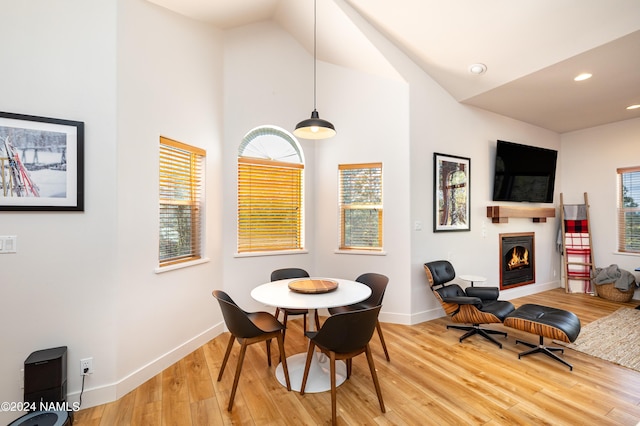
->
[[146, 0, 640, 133]]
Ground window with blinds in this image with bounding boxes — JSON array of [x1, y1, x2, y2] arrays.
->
[[339, 163, 383, 250], [237, 157, 303, 252], [617, 166, 640, 253], [159, 137, 205, 266]]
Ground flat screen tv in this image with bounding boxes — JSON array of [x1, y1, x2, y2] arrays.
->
[[492, 140, 558, 203]]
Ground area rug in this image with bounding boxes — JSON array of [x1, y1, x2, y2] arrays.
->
[[562, 307, 640, 372]]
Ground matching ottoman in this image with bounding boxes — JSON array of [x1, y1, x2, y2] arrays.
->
[[503, 303, 581, 370]]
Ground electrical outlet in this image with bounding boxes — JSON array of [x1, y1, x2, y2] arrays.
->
[[80, 357, 93, 375]]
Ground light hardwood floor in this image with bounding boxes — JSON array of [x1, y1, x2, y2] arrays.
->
[[73, 289, 640, 425]]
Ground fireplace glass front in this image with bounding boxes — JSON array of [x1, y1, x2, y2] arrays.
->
[[500, 232, 535, 289]]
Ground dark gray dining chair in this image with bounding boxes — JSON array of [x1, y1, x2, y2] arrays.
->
[[271, 268, 320, 338], [300, 305, 385, 425], [328, 273, 391, 361], [212, 290, 291, 411]]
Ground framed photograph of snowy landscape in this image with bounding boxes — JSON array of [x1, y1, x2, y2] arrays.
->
[[0, 112, 84, 211]]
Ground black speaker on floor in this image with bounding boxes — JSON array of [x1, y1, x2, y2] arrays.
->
[[24, 346, 67, 405]]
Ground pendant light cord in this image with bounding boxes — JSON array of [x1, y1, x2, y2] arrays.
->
[[293, 0, 335, 139], [313, 0, 317, 111]]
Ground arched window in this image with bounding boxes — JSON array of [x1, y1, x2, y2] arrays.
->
[[237, 126, 305, 253]]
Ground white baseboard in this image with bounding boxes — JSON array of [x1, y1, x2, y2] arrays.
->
[[67, 322, 225, 410], [378, 311, 412, 325], [405, 307, 445, 325], [500, 280, 561, 300], [407, 280, 562, 326], [65, 282, 563, 410]]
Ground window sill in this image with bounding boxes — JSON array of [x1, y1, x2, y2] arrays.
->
[[613, 251, 640, 257], [234, 249, 309, 258], [334, 249, 387, 256], [155, 257, 210, 273]]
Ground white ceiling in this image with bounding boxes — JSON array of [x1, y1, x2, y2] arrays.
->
[[146, 0, 640, 133]]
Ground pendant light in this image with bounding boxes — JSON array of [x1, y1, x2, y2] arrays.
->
[[294, 0, 336, 140]]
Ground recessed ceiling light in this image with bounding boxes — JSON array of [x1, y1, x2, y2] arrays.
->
[[574, 73, 592, 81], [627, 104, 640, 110], [468, 63, 487, 75]]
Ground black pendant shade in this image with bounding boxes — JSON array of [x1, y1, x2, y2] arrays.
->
[[294, 109, 336, 139], [294, 0, 336, 140]]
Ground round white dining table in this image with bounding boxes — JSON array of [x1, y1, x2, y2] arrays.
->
[[251, 277, 371, 393]]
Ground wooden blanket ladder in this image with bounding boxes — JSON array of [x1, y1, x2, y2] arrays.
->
[[560, 192, 596, 294]]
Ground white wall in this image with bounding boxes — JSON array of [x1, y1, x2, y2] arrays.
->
[[9, 1, 636, 420], [338, 1, 563, 325], [222, 4, 569, 328], [313, 64, 412, 324], [560, 117, 640, 298], [0, 1, 225, 422], [407, 53, 563, 323], [221, 19, 413, 323], [0, 1, 118, 423], [221, 22, 317, 311], [114, 0, 224, 402]]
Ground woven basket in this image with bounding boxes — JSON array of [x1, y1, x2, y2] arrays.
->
[[595, 281, 636, 302]]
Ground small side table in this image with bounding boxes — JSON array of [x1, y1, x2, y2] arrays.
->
[[459, 274, 487, 287]]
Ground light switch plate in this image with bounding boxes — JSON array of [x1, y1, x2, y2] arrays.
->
[[0, 236, 17, 253]]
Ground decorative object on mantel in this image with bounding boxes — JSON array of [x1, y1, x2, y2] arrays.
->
[[434, 153, 470, 232], [293, 0, 336, 140], [486, 205, 555, 223]]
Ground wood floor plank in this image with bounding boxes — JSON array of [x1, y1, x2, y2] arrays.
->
[[161, 360, 192, 425], [190, 397, 222, 426], [94, 401, 122, 426], [98, 391, 135, 426], [184, 347, 215, 403], [73, 289, 640, 425], [235, 353, 283, 424], [133, 375, 162, 406], [606, 406, 640, 426], [130, 400, 162, 426], [72, 403, 104, 425]]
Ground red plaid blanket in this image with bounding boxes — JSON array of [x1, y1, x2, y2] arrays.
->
[[564, 238, 593, 292], [564, 219, 589, 233]]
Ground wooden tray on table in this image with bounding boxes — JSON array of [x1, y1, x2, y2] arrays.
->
[[288, 278, 339, 294]]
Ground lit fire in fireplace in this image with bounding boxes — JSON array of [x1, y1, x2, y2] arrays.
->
[[507, 246, 529, 270], [500, 233, 535, 289]]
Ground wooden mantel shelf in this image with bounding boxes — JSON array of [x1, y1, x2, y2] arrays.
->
[[486, 205, 556, 223]]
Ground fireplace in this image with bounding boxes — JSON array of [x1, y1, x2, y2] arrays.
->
[[500, 232, 535, 290]]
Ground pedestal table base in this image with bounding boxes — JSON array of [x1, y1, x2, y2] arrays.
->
[[275, 352, 347, 393]]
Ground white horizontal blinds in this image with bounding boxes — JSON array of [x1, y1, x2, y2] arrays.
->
[[617, 166, 640, 253], [339, 163, 383, 250], [159, 137, 205, 266], [238, 157, 303, 253]]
